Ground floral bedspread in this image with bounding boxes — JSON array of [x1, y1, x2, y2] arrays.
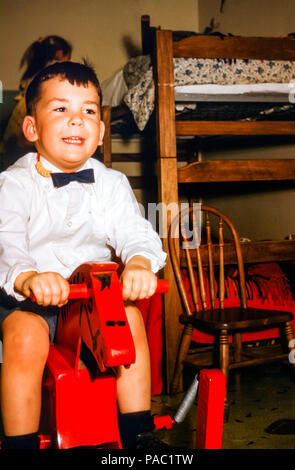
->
[[123, 55, 295, 131]]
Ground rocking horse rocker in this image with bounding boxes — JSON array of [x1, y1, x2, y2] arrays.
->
[[35, 262, 225, 450]]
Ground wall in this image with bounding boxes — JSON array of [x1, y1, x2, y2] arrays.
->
[[0, 0, 198, 90], [198, 0, 295, 37], [197, 0, 295, 241]]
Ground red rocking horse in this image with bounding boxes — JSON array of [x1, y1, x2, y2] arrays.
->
[[37, 262, 225, 449]]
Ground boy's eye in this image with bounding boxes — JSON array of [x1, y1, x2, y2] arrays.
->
[[55, 106, 66, 112], [83, 108, 96, 115]]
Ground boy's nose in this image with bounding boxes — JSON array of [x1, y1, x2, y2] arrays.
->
[[68, 114, 84, 126]]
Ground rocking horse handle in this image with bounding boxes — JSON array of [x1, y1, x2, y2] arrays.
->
[[67, 278, 169, 299], [31, 279, 169, 302]]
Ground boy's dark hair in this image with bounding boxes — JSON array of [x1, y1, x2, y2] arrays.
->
[[25, 61, 102, 116]]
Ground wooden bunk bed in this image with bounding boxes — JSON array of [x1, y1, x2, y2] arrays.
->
[[140, 15, 295, 391]]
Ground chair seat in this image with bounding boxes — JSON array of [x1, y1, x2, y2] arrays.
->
[[179, 306, 293, 331]]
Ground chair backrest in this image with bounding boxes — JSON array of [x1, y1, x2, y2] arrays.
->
[[168, 205, 248, 315]]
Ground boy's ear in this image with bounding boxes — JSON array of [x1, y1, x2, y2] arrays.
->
[[22, 115, 39, 142], [98, 120, 105, 146]]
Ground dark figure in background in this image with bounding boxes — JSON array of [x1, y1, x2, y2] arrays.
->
[[2, 35, 72, 167]]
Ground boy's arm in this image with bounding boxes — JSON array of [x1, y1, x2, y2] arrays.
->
[[121, 255, 158, 301], [0, 174, 39, 300], [105, 173, 167, 277]]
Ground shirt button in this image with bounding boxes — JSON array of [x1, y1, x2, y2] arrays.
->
[[67, 221, 72, 227]]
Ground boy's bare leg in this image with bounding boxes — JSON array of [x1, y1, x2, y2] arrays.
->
[[116, 304, 151, 413], [1, 310, 50, 436]]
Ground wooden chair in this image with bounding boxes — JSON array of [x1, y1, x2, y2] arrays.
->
[[168, 205, 295, 418]]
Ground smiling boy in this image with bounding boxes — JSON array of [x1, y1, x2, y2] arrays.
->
[[0, 61, 166, 449], [23, 74, 104, 174]]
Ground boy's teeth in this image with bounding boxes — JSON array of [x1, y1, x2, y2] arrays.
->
[[64, 137, 83, 143]]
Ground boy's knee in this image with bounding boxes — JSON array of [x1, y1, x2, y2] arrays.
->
[[2, 311, 50, 368]]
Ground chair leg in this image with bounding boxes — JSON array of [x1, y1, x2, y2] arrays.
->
[[170, 325, 193, 395], [219, 329, 230, 421], [233, 332, 242, 387], [283, 321, 295, 371], [233, 332, 242, 362]]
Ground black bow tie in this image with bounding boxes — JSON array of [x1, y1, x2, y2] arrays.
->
[[51, 168, 95, 188]]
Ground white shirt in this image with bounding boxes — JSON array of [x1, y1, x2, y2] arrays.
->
[[0, 153, 166, 300]]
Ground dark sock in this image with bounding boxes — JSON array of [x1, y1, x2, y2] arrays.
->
[[1, 432, 40, 450], [118, 410, 154, 449]]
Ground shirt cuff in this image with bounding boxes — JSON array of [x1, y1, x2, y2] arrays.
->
[[3, 264, 40, 300], [125, 251, 167, 274]]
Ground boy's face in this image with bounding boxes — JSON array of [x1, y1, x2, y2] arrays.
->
[[23, 77, 105, 172]]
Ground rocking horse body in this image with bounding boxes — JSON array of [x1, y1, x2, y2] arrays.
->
[[38, 262, 225, 449]]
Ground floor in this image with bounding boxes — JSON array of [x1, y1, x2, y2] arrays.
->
[[1, 362, 295, 450], [151, 363, 295, 449]]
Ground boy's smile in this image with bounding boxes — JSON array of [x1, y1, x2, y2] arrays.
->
[[23, 77, 105, 172]]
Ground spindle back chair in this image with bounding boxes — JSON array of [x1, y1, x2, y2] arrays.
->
[[169, 205, 295, 418]]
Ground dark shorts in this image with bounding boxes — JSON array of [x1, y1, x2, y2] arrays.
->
[[0, 289, 58, 342]]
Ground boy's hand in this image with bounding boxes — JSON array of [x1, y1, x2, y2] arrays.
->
[[121, 256, 157, 301], [14, 271, 70, 307]]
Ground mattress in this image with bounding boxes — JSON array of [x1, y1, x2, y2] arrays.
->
[[102, 55, 295, 131], [174, 83, 294, 103]]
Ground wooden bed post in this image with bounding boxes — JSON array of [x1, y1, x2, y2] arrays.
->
[[102, 105, 112, 168], [154, 29, 182, 392], [141, 15, 155, 55]]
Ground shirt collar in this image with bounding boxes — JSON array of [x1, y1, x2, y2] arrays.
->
[[37, 154, 92, 174]]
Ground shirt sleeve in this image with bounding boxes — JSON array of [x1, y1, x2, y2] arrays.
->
[[0, 173, 39, 299], [105, 173, 166, 273]]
